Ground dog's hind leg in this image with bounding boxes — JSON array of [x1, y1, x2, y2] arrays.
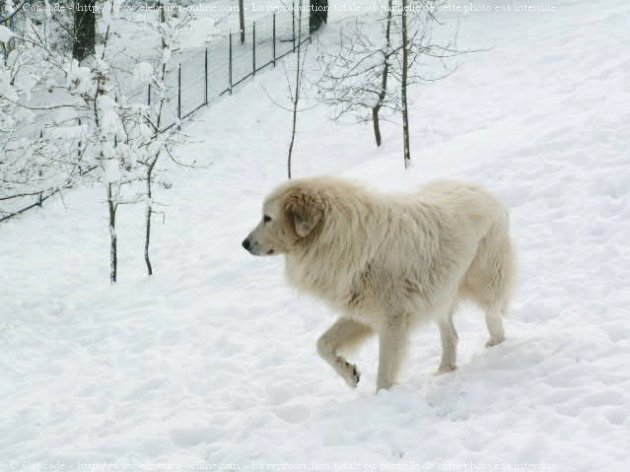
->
[[484, 303, 507, 347], [436, 305, 459, 374], [376, 314, 410, 391], [464, 229, 515, 348], [317, 318, 372, 388]]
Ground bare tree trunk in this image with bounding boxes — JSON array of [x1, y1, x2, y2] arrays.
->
[[107, 182, 117, 284], [372, 0, 393, 147], [371, 107, 383, 147], [287, 0, 304, 179], [309, 0, 328, 32], [287, 109, 297, 179], [239, 0, 245, 44], [143, 5, 170, 276], [400, 0, 411, 168], [159, 1, 166, 31], [144, 157, 158, 276], [73, 0, 96, 61]]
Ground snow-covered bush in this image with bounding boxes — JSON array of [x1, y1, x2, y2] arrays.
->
[[1, 3, 190, 281], [0, 20, 86, 221]]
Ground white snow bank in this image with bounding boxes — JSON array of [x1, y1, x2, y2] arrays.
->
[[1, 0, 630, 470]]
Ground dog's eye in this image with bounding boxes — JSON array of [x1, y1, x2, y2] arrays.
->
[[263, 215, 272, 223]]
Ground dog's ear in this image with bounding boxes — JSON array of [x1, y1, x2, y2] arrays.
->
[[285, 190, 324, 238]]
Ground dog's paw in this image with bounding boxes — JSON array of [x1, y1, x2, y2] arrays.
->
[[343, 362, 360, 388], [485, 336, 505, 348], [435, 363, 457, 375]]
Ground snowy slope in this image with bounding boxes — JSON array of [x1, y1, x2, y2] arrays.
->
[[2, 0, 630, 470]]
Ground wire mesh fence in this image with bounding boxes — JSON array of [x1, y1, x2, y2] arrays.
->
[[1, 7, 312, 223], [136, 8, 311, 131]]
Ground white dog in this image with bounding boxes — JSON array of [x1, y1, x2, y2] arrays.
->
[[243, 177, 516, 390]]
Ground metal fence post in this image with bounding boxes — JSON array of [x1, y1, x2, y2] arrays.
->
[[252, 22, 256, 75], [272, 13, 276, 67], [177, 64, 182, 120], [229, 31, 233, 94], [147, 83, 151, 106], [204, 48, 209, 105]]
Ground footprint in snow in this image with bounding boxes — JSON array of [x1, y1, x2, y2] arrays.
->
[[272, 404, 310, 424]]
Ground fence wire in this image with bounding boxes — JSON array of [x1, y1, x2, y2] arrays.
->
[[139, 8, 311, 131], [1, 8, 313, 222]]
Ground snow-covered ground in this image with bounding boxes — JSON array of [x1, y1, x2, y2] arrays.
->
[[2, 0, 630, 470]]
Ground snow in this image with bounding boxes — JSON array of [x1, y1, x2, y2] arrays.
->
[[0, 24, 13, 43], [2, 0, 630, 470], [133, 62, 154, 84], [65, 60, 95, 97]]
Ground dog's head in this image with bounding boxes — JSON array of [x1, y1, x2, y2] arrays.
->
[[242, 181, 325, 256]]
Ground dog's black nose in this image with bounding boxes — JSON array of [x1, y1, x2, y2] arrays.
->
[[242, 238, 251, 251]]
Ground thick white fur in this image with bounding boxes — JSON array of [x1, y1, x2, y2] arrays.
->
[[249, 177, 516, 390]]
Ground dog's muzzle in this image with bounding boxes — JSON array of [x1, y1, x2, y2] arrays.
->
[[242, 238, 252, 252]]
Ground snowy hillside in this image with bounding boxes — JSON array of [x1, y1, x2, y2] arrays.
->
[[2, 0, 630, 470]]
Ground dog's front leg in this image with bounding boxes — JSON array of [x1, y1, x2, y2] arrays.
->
[[317, 318, 372, 388], [437, 316, 459, 374], [376, 315, 410, 391]]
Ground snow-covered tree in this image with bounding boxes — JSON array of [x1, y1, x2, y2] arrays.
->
[[286, 0, 307, 179], [129, 7, 191, 275], [318, 0, 462, 164], [317, 8, 398, 147], [2, 1, 195, 281], [61, 1, 137, 283], [1, 19, 86, 222]]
